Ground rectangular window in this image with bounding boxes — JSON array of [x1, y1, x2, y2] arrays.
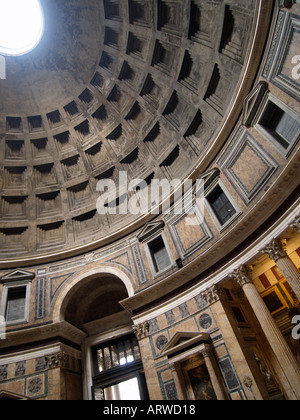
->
[[94, 335, 141, 374], [207, 185, 236, 226], [148, 235, 171, 273], [5, 286, 26, 323], [258, 100, 300, 155]]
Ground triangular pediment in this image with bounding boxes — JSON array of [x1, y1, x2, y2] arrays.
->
[[137, 220, 165, 242], [0, 390, 28, 400], [242, 81, 269, 127], [198, 168, 220, 191], [0, 269, 35, 284], [162, 332, 210, 357]]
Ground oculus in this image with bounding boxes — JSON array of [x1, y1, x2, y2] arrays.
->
[[0, 0, 44, 56]]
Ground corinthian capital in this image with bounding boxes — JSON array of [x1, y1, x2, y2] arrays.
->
[[289, 216, 300, 234], [230, 265, 252, 287], [262, 238, 287, 262], [201, 285, 226, 305], [133, 321, 149, 340]]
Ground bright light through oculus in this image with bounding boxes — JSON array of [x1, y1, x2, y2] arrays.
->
[[0, 0, 44, 56]]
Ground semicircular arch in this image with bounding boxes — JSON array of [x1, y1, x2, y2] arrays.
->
[[52, 266, 135, 323]]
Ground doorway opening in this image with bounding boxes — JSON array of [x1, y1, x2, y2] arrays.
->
[[91, 333, 149, 401]]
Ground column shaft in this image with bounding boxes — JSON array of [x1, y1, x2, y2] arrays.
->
[[242, 281, 300, 399], [202, 348, 228, 400]]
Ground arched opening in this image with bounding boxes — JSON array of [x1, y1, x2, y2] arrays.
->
[[63, 274, 130, 332], [61, 272, 148, 401]]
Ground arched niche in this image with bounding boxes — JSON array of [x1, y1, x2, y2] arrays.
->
[[54, 267, 134, 332]]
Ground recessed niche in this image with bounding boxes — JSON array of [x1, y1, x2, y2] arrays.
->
[[151, 40, 176, 75], [72, 210, 98, 239], [85, 142, 103, 169], [61, 155, 84, 181], [92, 105, 108, 124], [5, 140, 25, 160], [74, 119, 91, 140], [219, 5, 248, 63], [64, 101, 80, 118], [36, 191, 62, 219], [106, 124, 123, 141], [140, 73, 161, 108], [37, 221, 65, 250], [99, 51, 114, 72], [104, 26, 119, 49], [159, 144, 185, 179], [46, 110, 62, 128], [103, 0, 121, 21], [67, 181, 91, 211], [54, 131, 75, 154], [4, 167, 27, 189], [34, 163, 57, 188], [178, 50, 199, 92], [28, 115, 43, 132], [204, 64, 224, 115], [95, 166, 115, 181], [129, 0, 152, 27], [107, 85, 128, 111], [31, 137, 51, 160], [160, 145, 180, 168], [0, 195, 28, 220], [184, 110, 204, 155], [90, 72, 104, 90], [188, 1, 213, 47], [157, 0, 182, 35], [125, 101, 144, 131], [0, 227, 28, 255], [78, 88, 94, 104], [118, 61, 135, 84], [6, 117, 22, 132], [120, 147, 139, 165], [143, 122, 160, 143], [163, 90, 188, 131], [126, 32, 148, 61]]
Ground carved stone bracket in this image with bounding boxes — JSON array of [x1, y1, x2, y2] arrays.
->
[[133, 321, 149, 340], [45, 351, 69, 369], [201, 285, 226, 305]]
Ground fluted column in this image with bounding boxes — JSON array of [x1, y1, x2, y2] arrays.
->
[[262, 238, 300, 302], [201, 346, 228, 400], [133, 321, 163, 400], [231, 265, 300, 400], [170, 362, 187, 400], [202, 285, 269, 400]]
